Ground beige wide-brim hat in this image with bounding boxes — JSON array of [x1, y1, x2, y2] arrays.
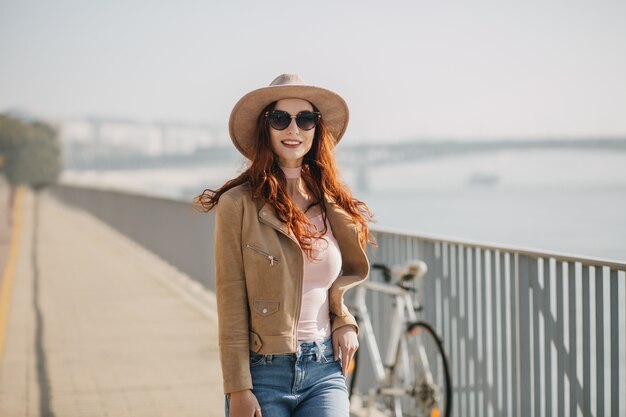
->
[[228, 73, 349, 159]]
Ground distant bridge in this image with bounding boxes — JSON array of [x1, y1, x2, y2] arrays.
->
[[65, 137, 626, 192], [337, 137, 626, 191]]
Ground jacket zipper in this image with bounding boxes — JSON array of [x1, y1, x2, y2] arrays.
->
[[293, 251, 304, 352], [245, 243, 279, 266], [258, 217, 304, 351], [258, 204, 366, 352]]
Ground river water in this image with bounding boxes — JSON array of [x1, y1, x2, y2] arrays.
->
[[62, 148, 626, 261]]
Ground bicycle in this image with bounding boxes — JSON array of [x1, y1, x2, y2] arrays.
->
[[346, 260, 452, 417]]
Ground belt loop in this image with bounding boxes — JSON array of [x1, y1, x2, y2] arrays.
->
[[296, 343, 302, 359], [315, 340, 323, 362]]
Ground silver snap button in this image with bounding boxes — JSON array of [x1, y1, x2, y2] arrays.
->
[[262, 308, 268, 314], [261, 210, 267, 216]]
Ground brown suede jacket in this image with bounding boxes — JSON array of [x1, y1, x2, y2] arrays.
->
[[214, 183, 370, 394]]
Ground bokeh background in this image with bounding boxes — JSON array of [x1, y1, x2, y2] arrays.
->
[[1, 3, 626, 417], [2, 0, 626, 259]]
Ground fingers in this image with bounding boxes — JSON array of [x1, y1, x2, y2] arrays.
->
[[229, 390, 261, 417], [342, 348, 355, 376], [338, 342, 358, 375], [253, 395, 262, 417], [332, 326, 359, 375]]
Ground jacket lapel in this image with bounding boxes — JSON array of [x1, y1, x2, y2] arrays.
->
[[257, 201, 297, 243], [258, 197, 356, 245], [323, 195, 369, 279], [323, 195, 357, 242], [258, 197, 368, 279]]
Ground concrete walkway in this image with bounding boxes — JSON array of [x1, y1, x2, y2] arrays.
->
[[0, 177, 12, 288], [0, 186, 381, 417], [0, 188, 223, 417]]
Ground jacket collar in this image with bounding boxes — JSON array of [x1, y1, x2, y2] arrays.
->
[[257, 201, 293, 241], [257, 195, 368, 279], [257, 195, 356, 243]]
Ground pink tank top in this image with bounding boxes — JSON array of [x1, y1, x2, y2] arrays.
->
[[279, 165, 343, 342], [297, 213, 342, 342]]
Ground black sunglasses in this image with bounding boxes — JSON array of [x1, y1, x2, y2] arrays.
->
[[265, 110, 321, 131]]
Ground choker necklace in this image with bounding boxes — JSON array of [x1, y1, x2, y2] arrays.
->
[[279, 165, 302, 179]]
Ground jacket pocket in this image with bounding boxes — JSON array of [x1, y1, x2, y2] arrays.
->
[[245, 243, 280, 267], [252, 300, 280, 317]]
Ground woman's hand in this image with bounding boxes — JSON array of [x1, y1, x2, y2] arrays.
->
[[332, 325, 359, 376], [228, 389, 262, 417]]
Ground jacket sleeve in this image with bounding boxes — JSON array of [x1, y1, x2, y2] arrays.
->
[[214, 193, 252, 394], [330, 304, 359, 335]]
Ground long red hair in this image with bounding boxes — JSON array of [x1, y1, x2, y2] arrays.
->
[[194, 101, 375, 258]]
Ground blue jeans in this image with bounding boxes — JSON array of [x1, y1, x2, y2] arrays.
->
[[225, 336, 349, 417]]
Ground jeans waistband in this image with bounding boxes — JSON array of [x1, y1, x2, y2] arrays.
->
[[296, 336, 332, 361]]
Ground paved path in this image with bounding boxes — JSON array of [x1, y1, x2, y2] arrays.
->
[[0, 177, 12, 291], [0, 188, 223, 417], [0, 187, 381, 417]]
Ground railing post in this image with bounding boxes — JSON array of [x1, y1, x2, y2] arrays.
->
[[509, 253, 522, 416], [501, 251, 511, 416], [543, 257, 554, 416], [532, 258, 543, 417], [610, 269, 619, 416], [556, 261, 565, 416], [518, 254, 532, 416], [490, 249, 499, 416], [568, 262, 578, 417], [474, 248, 487, 416], [582, 265, 591, 416], [596, 266, 605, 417], [478, 247, 489, 417]]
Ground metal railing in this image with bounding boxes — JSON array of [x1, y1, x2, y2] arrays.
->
[[50, 184, 217, 292], [51, 184, 626, 417], [369, 229, 626, 417]]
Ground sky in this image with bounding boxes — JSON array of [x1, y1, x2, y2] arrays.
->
[[1, 0, 625, 143]]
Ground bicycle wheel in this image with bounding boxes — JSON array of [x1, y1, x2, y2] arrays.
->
[[389, 321, 452, 417]]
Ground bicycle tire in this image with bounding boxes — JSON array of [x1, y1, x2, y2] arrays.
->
[[390, 321, 452, 417]]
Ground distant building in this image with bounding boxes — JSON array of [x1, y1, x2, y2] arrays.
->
[[59, 118, 227, 166]]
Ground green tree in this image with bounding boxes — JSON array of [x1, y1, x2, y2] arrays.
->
[[0, 114, 62, 190], [0, 115, 24, 174], [1, 114, 62, 224]]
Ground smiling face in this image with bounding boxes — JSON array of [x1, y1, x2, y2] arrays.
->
[[268, 98, 316, 168]]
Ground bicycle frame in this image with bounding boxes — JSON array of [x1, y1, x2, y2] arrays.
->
[[349, 267, 452, 417], [352, 279, 419, 384]]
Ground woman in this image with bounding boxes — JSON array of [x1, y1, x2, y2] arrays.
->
[[196, 74, 375, 417]]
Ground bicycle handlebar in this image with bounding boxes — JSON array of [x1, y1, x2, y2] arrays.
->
[[371, 263, 393, 283]]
